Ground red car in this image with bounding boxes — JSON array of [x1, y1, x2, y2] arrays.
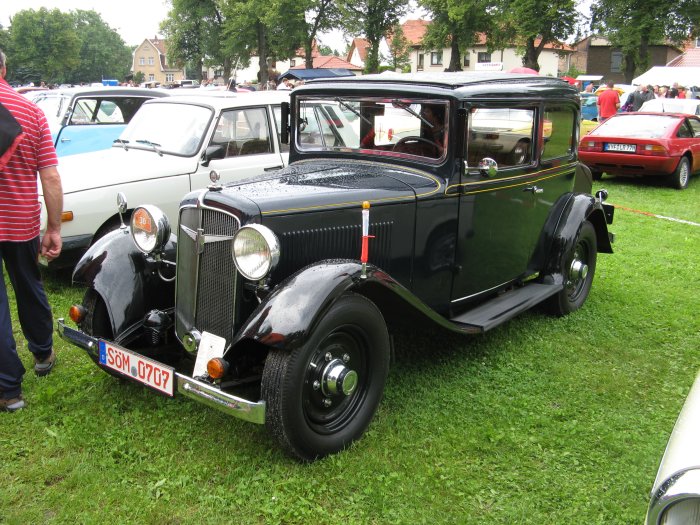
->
[[579, 112, 700, 189]]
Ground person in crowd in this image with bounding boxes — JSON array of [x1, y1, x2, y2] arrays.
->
[[667, 82, 679, 99], [0, 49, 63, 412], [276, 78, 293, 90], [584, 83, 594, 93], [596, 80, 620, 122], [629, 84, 654, 111], [677, 86, 687, 99]]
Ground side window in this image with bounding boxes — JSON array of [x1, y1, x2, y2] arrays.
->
[[542, 105, 576, 160], [468, 107, 534, 168], [212, 107, 272, 157], [677, 121, 693, 138], [688, 118, 700, 137]]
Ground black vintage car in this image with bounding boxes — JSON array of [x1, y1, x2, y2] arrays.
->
[[59, 72, 615, 461]]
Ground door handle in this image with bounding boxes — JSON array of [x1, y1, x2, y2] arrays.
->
[[264, 165, 283, 171], [523, 186, 543, 194], [60, 138, 72, 143]]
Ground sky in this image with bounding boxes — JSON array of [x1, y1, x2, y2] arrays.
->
[[1, 0, 408, 52]]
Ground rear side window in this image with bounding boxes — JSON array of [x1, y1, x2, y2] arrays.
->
[[468, 107, 535, 167], [541, 104, 576, 161]]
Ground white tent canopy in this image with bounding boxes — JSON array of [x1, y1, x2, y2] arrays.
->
[[632, 67, 700, 88]]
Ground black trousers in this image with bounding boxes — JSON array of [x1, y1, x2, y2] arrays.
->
[[0, 238, 53, 398]]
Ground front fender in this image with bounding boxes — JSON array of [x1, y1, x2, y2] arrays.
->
[[72, 227, 176, 337], [231, 260, 468, 353]]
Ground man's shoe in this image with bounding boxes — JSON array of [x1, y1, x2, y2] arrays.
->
[[0, 395, 26, 412], [34, 349, 57, 377]]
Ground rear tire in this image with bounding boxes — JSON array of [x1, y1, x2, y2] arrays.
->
[[261, 293, 390, 461], [669, 157, 690, 190], [591, 170, 603, 181], [545, 221, 597, 316]]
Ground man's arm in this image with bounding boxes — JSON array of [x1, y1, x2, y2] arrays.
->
[[38, 165, 63, 260]]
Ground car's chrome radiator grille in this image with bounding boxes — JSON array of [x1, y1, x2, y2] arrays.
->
[[175, 206, 239, 346]]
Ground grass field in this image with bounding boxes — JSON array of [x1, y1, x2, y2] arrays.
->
[[1, 175, 699, 524]]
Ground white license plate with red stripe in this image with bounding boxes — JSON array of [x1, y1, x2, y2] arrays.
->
[[99, 341, 175, 396]]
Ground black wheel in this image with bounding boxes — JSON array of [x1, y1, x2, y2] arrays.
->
[[545, 221, 597, 316], [82, 289, 113, 339], [509, 139, 530, 165], [261, 293, 390, 461], [591, 170, 603, 181], [669, 156, 690, 190]]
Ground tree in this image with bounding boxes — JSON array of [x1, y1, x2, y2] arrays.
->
[[591, 0, 700, 83], [161, 0, 230, 81], [7, 8, 81, 84], [420, 0, 493, 71], [340, 0, 409, 73], [490, 0, 578, 71], [69, 10, 132, 83], [386, 23, 411, 72]]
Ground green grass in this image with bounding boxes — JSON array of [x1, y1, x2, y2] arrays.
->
[[1, 177, 699, 524]]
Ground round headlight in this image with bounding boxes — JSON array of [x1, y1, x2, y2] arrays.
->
[[232, 224, 280, 281], [131, 205, 170, 254]]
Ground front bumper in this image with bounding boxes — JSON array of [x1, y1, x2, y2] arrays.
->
[[56, 318, 265, 424]]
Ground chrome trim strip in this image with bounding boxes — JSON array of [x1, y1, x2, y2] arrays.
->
[[450, 279, 515, 304], [57, 318, 265, 425]]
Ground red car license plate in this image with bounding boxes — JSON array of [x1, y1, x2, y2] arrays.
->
[[604, 143, 636, 153], [98, 341, 175, 396]]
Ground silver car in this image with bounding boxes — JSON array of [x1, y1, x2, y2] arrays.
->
[[646, 370, 700, 524]]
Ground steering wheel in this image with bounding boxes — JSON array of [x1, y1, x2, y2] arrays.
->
[[392, 136, 441, 155]]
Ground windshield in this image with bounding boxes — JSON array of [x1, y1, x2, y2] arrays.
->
[[296, 96, 449, 162], [119, 102, 213, 156], [591, 114, 678, 139], [34, 94, 69, 135]]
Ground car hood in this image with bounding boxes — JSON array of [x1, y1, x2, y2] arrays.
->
[[216, 160, 442, 216], [54, 147, 200, 195]]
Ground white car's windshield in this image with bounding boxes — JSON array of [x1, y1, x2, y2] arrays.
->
[[34, 95, 68, 135], [296, 96, 449, 162], [119, 102, 213, 156]]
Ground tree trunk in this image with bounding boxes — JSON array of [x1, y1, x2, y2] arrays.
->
[[222, 56, 232, 83], [365, 40, 380, 73], [522, 37, 541, 71], [257, 21, 269, 86], [305, 38, 313, 69], [446, 37, 462, 71]]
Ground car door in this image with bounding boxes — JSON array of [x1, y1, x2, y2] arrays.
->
[[451, 101, 576, 302], [681, 117, 700, 173], [190, 105, 286, 190]]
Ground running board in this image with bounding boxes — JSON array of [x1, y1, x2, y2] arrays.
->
[[450, 283, 562, 333]]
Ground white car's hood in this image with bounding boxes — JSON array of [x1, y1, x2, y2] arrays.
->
[[54, 147, 200, 195]]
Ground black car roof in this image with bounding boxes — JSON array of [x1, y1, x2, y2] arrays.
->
[[297, 72, 578, 100]]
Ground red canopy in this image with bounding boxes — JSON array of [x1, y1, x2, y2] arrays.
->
[[560, 76, 578, 85]]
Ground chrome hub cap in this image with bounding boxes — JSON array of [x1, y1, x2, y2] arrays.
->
[[570, 259, 589, 281], [321, 359, 358, 396]]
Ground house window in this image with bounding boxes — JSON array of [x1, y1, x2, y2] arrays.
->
[[463, 54, 470, 68], [477, 52, 491, 63], [148, 74, 155, 81], [430, 51, 443, 66], [166, 73, 174, 82], [148, 57, 155, 66], [290, 59, 296, 67], [417, 54, 424, 71], [139, 57, 145, 66], [611, 51, 622, 73], [695, 37, 700, 47]]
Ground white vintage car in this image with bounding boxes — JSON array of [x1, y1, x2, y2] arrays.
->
[[646, 370, 700, 524], [41, 91, 290, 268]]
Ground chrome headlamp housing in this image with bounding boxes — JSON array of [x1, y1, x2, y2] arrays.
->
[[131, 205, 171, 254], [231, 224, 280, 281]]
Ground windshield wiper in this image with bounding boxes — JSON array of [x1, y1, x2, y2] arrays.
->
[[334, 97, 372, 126], [391, 99, 433, 128], [113, 138, 129, 150], [135, 139, 163, 156]]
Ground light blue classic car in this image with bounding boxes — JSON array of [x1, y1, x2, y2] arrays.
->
[[646, 370, 700, 524], [33, 86, 167, 156]]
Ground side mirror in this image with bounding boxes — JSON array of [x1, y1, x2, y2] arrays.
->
[[280, 102, 290, 144], [478, 157, 498, 178], [201, 145, 226, 167]]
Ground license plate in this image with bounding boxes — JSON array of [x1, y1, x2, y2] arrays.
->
[[604, 143, 636, 153], [98, 341, 175, 396]]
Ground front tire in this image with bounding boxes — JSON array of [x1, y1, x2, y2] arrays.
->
[[261, 293, 390, 461], [545, 221, 597, 316], [670, 157, 690, 190]]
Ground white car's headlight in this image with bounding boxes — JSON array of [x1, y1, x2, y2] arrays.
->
[[232, 224, 280, 281], [131, 205, 170, 254], [660, 498, 700, 524]]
